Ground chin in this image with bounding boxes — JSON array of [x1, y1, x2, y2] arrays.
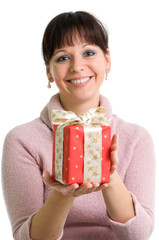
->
[[72, 93, 95, 103]]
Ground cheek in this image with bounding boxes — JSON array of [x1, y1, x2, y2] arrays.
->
[[53, 69, 67, 89], [53, 65, 67, 81], [51, 66, 59, 79], [91, 59, 106, 73]]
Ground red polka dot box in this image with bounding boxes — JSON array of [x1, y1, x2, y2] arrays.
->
[[51, 107, 111, 185]]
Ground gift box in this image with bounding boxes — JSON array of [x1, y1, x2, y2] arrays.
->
[[51, 107, 111, 184]]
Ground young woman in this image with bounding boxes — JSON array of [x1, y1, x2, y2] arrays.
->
[[2, 11, 155, 240]]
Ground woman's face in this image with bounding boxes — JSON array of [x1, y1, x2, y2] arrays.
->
[[47, 38, 111, 104]]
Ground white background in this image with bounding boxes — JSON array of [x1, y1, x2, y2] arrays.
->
[[0, 0, 158, 239]]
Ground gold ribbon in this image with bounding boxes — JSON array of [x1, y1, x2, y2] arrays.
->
[[51, 106, 110, 126], [51, 107, 111, 184]]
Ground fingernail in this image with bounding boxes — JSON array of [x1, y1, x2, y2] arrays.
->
[[103, 183, 108, 188], [42, 172, 46, 179]]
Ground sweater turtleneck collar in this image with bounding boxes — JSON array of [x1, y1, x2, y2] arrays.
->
[[40, 93, 113, 131]]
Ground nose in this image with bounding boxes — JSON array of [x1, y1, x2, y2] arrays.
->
[[70, 56, 85, 72]]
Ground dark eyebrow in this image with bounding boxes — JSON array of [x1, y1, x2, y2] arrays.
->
[[53, 49, 66, 56], [53, 44, 95, 57]]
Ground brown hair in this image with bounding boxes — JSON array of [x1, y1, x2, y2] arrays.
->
[[42, 11, 109, 65]]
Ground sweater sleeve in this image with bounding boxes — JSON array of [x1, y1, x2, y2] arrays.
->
[[1, 127, 63, 240], [106, 128, 156, 240]]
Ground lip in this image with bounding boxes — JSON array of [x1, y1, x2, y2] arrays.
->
[[67, 76, 93, 88]]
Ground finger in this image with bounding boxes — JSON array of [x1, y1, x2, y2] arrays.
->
[[72, 183, 92, 197], [78, 182, 93, 191], [95, 183, 108, 191], [42, 170, 51, 179], [110, 165, 117, 176], [111, 134, 118, 148], [64, 183, 80, 193], [111, 151, 118, 165], [56, 183, 80, 196], [53, 181, 79, 191], [111, 164, 117, 171], [111, 133, 118, 143], [110, 150, 118, 175], [42, 172, 69, 188], [91, 182, 100, 188], [111, 136, 118, 151], [75, 182, 101, 195], [42, 171, 54, 186], [111, 143, 118, 151], [84, 187, 97, 194], [84, 182, 100, 194], [80, 182, 93, 188]]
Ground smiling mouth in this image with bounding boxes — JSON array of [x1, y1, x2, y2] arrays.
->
[[67, 77, 92, 84]]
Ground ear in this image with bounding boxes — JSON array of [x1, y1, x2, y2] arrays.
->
[[105, 48, 111, 73], [46, 65, 54, 83], [46, 65, 50, 79]]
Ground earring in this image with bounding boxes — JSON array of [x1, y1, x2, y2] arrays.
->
[[47, 77, 53, 88], [47, 80, 51, 88], [105, 69, 109, 80]]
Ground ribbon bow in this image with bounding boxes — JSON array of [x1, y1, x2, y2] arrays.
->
[[51, 106, 111, 126]]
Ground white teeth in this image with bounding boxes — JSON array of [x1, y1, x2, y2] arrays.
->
[[69, 77, 90, 84]]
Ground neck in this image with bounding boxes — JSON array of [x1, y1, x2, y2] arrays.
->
[[59, 93, 100, 116]]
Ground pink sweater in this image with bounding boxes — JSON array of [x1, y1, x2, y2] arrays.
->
[[2, 93, 155, 240]]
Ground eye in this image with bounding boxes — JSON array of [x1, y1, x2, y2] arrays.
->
[[56, 55, 70, 62], [83, 50, 96, 57]]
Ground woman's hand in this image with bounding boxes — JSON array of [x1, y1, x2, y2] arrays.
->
[[42, 171, 108, 198], [43, 133, 118, 197]]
